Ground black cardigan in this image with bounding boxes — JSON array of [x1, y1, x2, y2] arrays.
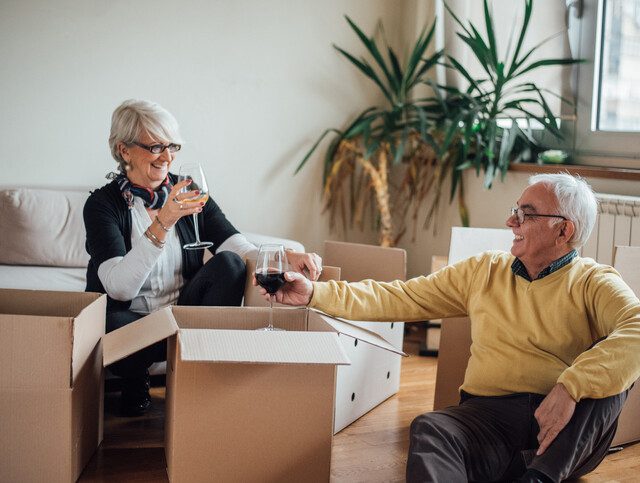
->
[[83, 175, 239, 312]]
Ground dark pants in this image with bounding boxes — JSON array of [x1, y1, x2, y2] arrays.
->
[[106, 251, 246, 379], [407, 388, 629, 483]]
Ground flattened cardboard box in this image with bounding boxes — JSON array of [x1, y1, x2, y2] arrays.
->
[[103, 305, 405, 483], [0, 289, 106, 483]]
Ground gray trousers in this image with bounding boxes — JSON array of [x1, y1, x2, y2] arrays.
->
[[407, 389, 629, 482]]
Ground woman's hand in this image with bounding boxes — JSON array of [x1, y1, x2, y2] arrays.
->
[[157, 179, 204, 229], [286, 251, 323, 281], [254, 271, 314, 306]]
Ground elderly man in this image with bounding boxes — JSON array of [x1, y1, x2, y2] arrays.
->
[[261, 173, 640, 482]]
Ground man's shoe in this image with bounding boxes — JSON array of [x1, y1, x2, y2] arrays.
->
[[517, 469, 554, 483], [120, 372, 151, 417]]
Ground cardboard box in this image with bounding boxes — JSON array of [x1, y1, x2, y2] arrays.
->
[[103, 305, 404, 482], [0, 289, 106, 483], [609, 246, 640, 446], [323, 240, 406, 433]]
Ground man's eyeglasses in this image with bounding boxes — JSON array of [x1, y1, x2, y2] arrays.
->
[[132, 141, 182, 154], [510, 207, 567, 225]]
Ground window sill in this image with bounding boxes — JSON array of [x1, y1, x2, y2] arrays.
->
[[509, 163, 640, 181]]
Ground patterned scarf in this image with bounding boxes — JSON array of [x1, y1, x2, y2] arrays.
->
[[111, 173, 172, 209]]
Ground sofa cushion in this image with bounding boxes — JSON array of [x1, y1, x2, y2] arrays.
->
[[0, 188, 89, 267]]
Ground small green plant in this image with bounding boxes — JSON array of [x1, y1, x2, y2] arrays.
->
[[438, 0, 582, 222]]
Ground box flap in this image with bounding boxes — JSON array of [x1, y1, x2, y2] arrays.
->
[[311, 310, 407, 356], [0, 289, 101, 317], [179, 329, 351, 365], [102, 306, 178, 367]]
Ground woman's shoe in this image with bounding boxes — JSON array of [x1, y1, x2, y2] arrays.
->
[[120, 372, 151, 417]]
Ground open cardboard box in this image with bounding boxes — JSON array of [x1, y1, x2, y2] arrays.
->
[[0, 289, 106, 483], [103, 305, 405, 482]]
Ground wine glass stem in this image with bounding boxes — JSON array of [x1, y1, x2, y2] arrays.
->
[[192, 213, 202, 243], [268, 295, 274, 329]]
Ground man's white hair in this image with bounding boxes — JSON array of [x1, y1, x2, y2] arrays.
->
[[528, 173, 598, 249]]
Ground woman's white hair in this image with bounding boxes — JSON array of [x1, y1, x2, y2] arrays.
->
[[528, 173, 598, 249], [109, 99, 184, 172]]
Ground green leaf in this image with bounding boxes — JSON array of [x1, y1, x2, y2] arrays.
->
[[483, 0, 499, 67], [364, 139, 380, 160], [322, 134, 344, 185], [334, 45, 393, 103], [450, 149, 465, 202], [295, 128, 342, 175], [507, 0, 533, 77], [447, 55, 486, 96], [509, 30, 572, 77], [344, 16, 398, 94], [387, 46, 403, 90], [393, 126, 410, 165], [409, 50, 442, 89], [406, 20, 438, 87], [497, 124, 516, 172], [438, 111, 465, 158], [456, 32, 495, 80], [343, 107, 380, 138], [514, 58, 583, 77], [444, 1, 473, 38]]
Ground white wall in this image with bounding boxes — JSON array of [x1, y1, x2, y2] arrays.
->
[[3, 0, 638, 276], [0, 0, 418, 253]]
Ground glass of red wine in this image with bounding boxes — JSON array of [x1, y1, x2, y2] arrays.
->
[[255, 244, 287, 331]]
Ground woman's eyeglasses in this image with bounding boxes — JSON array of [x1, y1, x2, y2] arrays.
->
[[132, 141, 182, 154]]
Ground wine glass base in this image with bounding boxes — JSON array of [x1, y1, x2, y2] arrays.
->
[[183, 242, 214, 250], [255, 326, 285, 331]]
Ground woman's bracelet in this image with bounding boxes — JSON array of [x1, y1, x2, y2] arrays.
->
[[144, 228, 165, 248], [155, 215, 171, 232]]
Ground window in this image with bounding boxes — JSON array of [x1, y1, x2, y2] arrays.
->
[[572, 0, 640, 165]]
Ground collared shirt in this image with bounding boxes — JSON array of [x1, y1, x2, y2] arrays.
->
[[511, 249, 578, 282]]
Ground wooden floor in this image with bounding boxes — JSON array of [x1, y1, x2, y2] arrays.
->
[[80, 333, 640, 482]]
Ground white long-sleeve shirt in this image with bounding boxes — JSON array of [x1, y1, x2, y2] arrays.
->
[[97, 197, 257, 314]]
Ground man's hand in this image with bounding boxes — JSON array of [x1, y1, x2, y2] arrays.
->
[[286, 252, 323, 281], [534, 383, 576, 456], [253, 271, 314, 306]]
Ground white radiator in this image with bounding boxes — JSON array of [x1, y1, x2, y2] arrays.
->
[[582, 194, 640, 265]]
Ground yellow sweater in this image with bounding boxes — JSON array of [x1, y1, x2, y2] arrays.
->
[[310, 251, 640, 401]]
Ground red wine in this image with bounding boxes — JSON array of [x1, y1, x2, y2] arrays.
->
[[255, 272, 286, 294]]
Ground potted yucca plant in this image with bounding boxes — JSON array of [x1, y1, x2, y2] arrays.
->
[[297, 1, 581, 245], [295, 16, 444, 247]]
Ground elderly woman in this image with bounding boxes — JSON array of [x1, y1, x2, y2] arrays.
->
[[84, 99, 322, 416]]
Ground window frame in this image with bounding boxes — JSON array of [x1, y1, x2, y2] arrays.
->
[[571, 0, 640, 166]]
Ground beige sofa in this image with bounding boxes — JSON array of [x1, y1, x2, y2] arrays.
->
[[0, 187, 304, 292], [0, 187, 305, 377]]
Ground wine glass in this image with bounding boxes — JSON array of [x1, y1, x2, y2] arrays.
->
[[254, 244, 287, 331], [178, 163, 213, 250]]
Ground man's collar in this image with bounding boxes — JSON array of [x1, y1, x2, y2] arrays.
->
[[511, 249, 578, 282]]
